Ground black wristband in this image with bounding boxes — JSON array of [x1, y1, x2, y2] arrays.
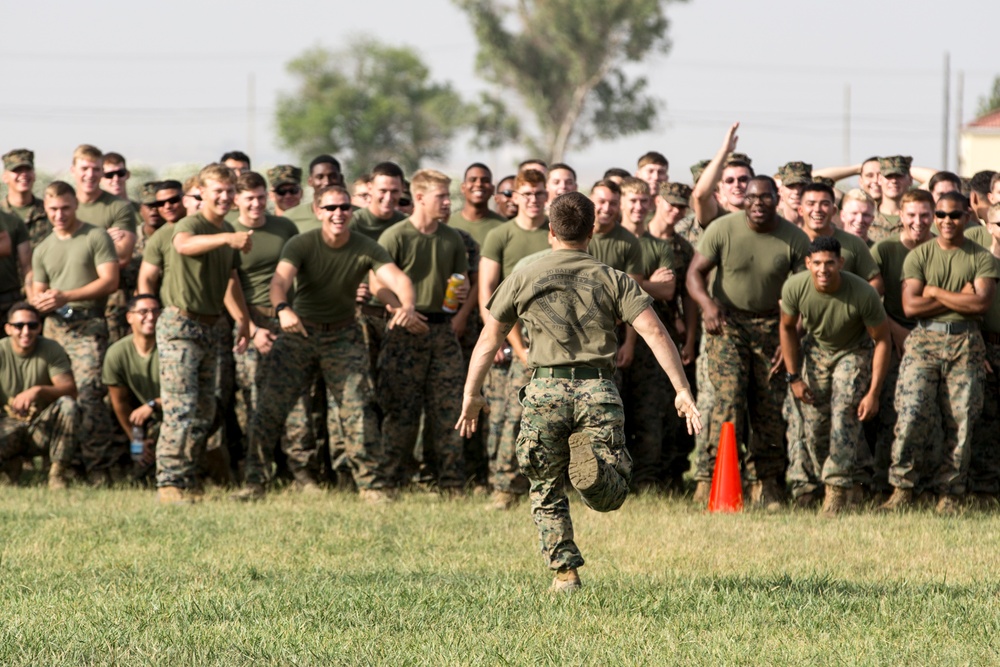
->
[[275, 302, 290, 314], [784, 372, 800, 384]]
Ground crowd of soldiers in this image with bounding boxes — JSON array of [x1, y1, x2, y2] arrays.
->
[[3, 123, 1000, 518]]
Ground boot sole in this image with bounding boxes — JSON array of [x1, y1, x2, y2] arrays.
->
[[567, 432, 599, 492]]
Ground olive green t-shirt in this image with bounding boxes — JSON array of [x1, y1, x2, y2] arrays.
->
[[781, 271, 886, 352], [964, 224, 992, 250], [833, 228, 880, 280], [78, 191, 138, 234], [101, 334, 160, 405], [697, 211, 810, 313], [448, 210, 506, 248], [589, 224, 644, 276], [142, 222, 176, 270], [350, 208, 406, 242], [32, 222, 118, 311], [481, 219, 551, 279], [378, 220, 469, 313], [871, 235, 921, 327], [280, 230, 392, 323], [901, 238, 1000, 323], [159, 214, 240, 316], [0, 337, 72, 406], [0, 211, 29, 294], [283, 202, 321, 234], [1, 197, 50, 249], [487, 249, 652, 372], [637, 232, 676, 278], [233, 215, 299, 307], [983, 257, 1000, 334]]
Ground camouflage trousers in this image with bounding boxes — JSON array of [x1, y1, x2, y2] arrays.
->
[[359, 307, 389, 386], [234, 318, 313, 476], [0, 396, 79, 464], [890, 327, 985, 496], [378, 321, 466, 489], [105, 288, 130, 344], [517, 377, 632, 572], [620, 336, 668, 489], [43, 315, 120, 472], [155, 307, 221, 489], [787, 340, 873, 496], [970, 340, 1000, 494], [485, 356, 532, 495], [697, 312, 787, 482], [245, 323, 384, 490]]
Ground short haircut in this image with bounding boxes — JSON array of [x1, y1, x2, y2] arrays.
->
[[183, 175, 200, 193], [410, 169, 450, 195], [749, 175, 777, 194], [7, 301, 40, 322], [637, 151, 668, 168], [353, 174, 371, 188], [548, 192, 594, 242], [313, 185, 351, 206], [937, 191, 970, 210], [309, 154, 341, 173], [72, 144, 102, 164], [862, 156, 881, 169], [220, 151, 251, 167], [801, 182, 835, 201], [990, 172, 1000, 193], [603, 167, 632, 180], [514, 169, 545, 190], [590, 178, 622, 196], [44, 181, 76, 199], [518, 158, 547, 171], [496, 174, 515, 188], [969, 171, 996, 196], [723, 161, 755, 177], [841, 188, 875, 209], [128, 293, 161, 310], [900, 189, 935, 208], [808, 235, 841, 257], [157, 180, 183, 192], [235, 171, 267, 193], [370, 161, 404, 180], [463, 162, 492, 180], [548, 163, 577, 179], [929, 170, 962, 192], [198, 163, 235, 188], [619, 177, 650, 196], [102, 152, 127, 168]]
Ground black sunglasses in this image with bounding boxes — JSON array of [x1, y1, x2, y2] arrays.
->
[[153, 195, 183, 208], [499, 189, 513, 197], [320, 203, 352, 212], [103, 169, 128, 180], [934, 210, 964, 220], [398, 198, 412, 207], [275, 186, 301, 197], [9, 321, 40, 331], [185, 192, 202, 201]]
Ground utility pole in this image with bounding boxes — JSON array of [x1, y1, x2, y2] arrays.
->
[[248, 73, 256, 157], [956, 70, 964, 175], [942, 52, 950, 170], [843, 84, 851, 165]]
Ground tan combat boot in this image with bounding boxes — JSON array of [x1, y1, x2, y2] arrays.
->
[[486, 490, 519, 511], [358, 488, 393, 505], [550, 568, 581, 593], [230, 483, 266, 502], [821, 485, 848, 517], [157, 486, 191, 505], [755, 478, 784, 513], [292, 469, 323, 495], [47, 461, 69, 491], [692, 481, 712, 505], [567, 432, 600, 491], [794, 491, 819, 509], [879, 487, 913, 512], [935, 494, 961, 516]]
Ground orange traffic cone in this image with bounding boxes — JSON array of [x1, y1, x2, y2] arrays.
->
[[708, 421, 743, 513]]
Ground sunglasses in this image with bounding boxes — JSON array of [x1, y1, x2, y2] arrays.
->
[[320, 203, 352, 212], [723, 176, 751, 185], [275, 186, 301, 197], [8, 321, 40, 331], [934, 210, 964, 220], [130, 308, 162, 317], [185, 192, 202, 201], [398, 198, 412, 207], [153, 195, 183, 208], [103, 169, 128, 180], [499, 189, 513, 197]]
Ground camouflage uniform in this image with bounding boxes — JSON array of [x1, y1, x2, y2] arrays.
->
[[867, 156, 911, 245], [970, 339, 1000, 494], [0, 396, 79, 468], [0, 149, 51, 250], [485, 356, 532, 494]]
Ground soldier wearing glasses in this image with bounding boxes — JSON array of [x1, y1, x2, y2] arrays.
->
[[267, 165, 303, 218]]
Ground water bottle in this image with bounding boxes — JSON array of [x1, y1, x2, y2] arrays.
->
[[130, 426, 145, 462]]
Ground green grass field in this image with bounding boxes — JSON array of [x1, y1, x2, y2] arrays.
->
[[2, 486, 999, 666]]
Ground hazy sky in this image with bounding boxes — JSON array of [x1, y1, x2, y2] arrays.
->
[[3, 0, 997, 185]]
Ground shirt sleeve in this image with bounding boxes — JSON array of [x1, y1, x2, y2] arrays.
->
[[851, 242, 880, 281], [860, 284, 887, 328], [780, 277, 801, 317], [92, 228, 120, 266], [616, 271, 654, 324], [111, 200, 139, 234], [486, 274, 520, 324], [101, 342, 126, 387], [45, 340, 73, 379]]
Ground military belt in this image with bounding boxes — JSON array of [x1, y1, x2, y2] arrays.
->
[[917, 320, 979, 335], [533, 366, 611, 380], [302, 316, 356, 332], [47, 307, 103, 323], [178, 309, 220, 325], [250, 305, 276, 319]]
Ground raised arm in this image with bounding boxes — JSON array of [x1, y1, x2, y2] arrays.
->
[[692, 123, 739, 228]]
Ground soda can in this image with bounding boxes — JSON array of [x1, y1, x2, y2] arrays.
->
[[442, 273, 467, 313]]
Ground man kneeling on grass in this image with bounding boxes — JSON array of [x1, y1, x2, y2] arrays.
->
[[456, 192, 701, 593]]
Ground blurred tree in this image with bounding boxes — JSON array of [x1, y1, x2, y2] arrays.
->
[[977, 76, 1000, 117]]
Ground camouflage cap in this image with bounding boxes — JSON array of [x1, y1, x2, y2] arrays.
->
[[878, 155, 912, 178], [813, 176, 836, 189], [779, 161, 813, 186], [725, 152, 752, 168], [659, 182, 693, 206], [2, 148, 34, 171], [690, 159, 711, 183], [267, 164, 302, 188], [140, 181, 160, 206]]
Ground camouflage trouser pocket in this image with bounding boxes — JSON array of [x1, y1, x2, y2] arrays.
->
[[515, 422, 548, 481]]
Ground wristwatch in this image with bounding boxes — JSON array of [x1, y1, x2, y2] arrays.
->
[[147, 399, 157, 409], [784, 372, 801, 384], [275, 302, 291, 314]]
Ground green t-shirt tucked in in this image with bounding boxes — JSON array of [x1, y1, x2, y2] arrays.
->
[[233, 215, 299, 307], [832, 228, 880, 280], [0, 211, 29, 294], [378, 220, 469, 313], [697, 211, 810, 313], [101, 334, 160, 405], [159, 214, 239, 316], [901, 238, 1000, 323], [0, 338, 72, 405], [781, 272, 886, 352], [481, 219, 551, 279], [32, 222, 118, 311], [283, 202, 321, 234], [78, 191, 138, 234], [280, 230, 392, 323], [637, 232, 676, 278], [350, 208, 406, 242], [871, 235, 920, 327], [589, 224, 644, 276], [448, 210, 507, 248], [487, 249, 652, 372]]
